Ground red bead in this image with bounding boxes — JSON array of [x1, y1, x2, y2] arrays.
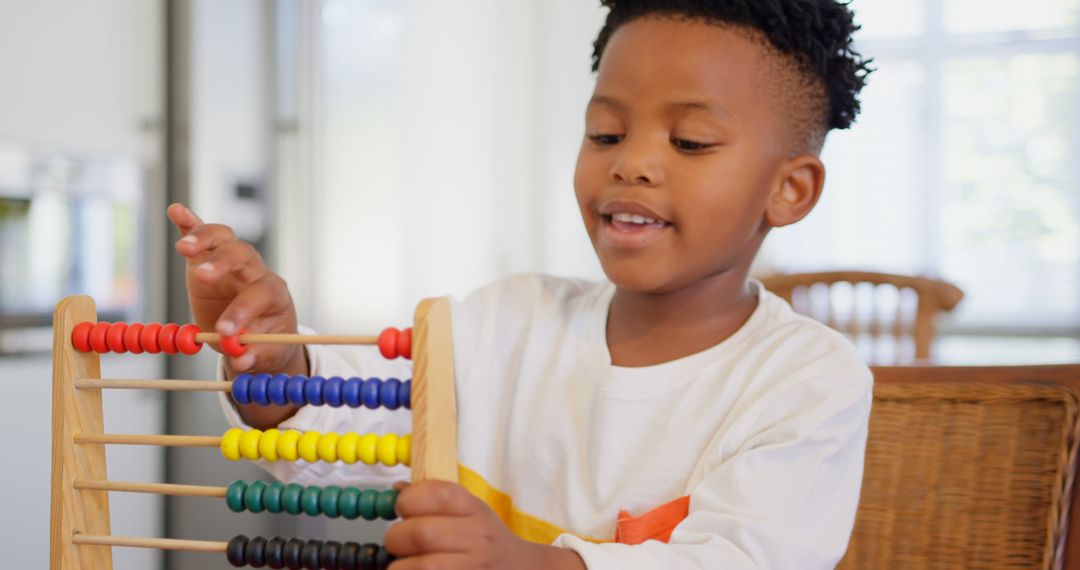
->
[[89, 322, 110, 353], [175, 324, 202, 355], [378, 328, 399, 359], [106, 323, 128, 353], [141, 323, 163, 354], [159, 323, 180, 354], [124, 323, 145, 354], [72, 322, 93, 352], [398, 327, 412, 360], [220, 328, 249, 357]]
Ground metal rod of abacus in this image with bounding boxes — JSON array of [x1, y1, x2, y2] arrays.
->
[[74, 479, 226, 497], [72, 534, 227, 553], [73, 433, 220, 447], [74, 379, 229, 391], [193, 332, 380, 346]]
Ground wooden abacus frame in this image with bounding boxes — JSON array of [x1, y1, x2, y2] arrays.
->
[[50, 294, 458, 569]]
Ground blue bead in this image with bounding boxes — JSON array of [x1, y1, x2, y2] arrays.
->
[[286, 376, 307, 405], [231, 373, 252, 405], [401, 379, 411, 410], [381, 378, 401, 410], [324, 376, 344, 407], [342, 378, 363, 408], [268, 374, 290, 406], [250, 373, 272, 406], [361, 378, 381, 409], [305, 376, 326, 406]]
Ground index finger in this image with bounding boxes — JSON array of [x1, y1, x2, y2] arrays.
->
[[167, 203, 205, 236]]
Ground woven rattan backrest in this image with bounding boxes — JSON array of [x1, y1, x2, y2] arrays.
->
[[841, 366, 1080, 570]]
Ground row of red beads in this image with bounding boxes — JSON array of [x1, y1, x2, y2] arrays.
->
[[70, 322, 243, 356]]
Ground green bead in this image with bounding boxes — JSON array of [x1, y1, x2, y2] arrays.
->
[[263, 482, 284, 514], [320, 486, 342, 518], [358, 489, 378, 521], [244, 480, 267, 513], [301, 485, 322, 516], [225, 480, 247, 513], [282, 483, 304, 515], [375, 489, 398, 520], [339, 487, 361, 520]]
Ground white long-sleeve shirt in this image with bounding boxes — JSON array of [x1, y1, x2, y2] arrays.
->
[[221, 274, 872, 569]]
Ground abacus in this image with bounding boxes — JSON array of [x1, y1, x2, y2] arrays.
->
[[50, 294, 457, 570]]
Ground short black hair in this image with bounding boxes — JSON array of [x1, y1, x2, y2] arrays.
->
[[592, 0, 872, 149]]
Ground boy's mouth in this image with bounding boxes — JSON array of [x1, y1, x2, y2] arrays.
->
[[598, 202, 673, 249]]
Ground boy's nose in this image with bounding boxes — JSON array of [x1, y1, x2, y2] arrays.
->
[[610, 140, 663, 187]]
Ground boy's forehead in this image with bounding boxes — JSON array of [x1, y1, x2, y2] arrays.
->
[[593, 16, 772, 118]]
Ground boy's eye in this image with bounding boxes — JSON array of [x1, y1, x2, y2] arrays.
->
[[672, 138, 715, 151], [588, 134, 624, 146]]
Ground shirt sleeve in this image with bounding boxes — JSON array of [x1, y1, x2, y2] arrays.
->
[[218, 326, 415, 488], [552, 369, 873, 570]]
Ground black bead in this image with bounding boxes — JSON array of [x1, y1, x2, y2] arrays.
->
[[246, 536, 268, 568], [284, 538, 306, 569], [226, 535, 250, 567], [266, 536, 287, 569], [375, 546, 393, 570], [336, 542, 360, 570], [358, 543, 379, 570], [302, 539, 323, 570], [319, 540, 341, 569]]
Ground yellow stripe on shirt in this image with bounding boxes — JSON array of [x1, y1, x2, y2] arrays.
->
[[458, 464, 607, 545]]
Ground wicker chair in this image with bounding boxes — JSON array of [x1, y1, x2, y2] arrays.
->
[[843, 365, 1080, 569], [760, 271, 964, 363]]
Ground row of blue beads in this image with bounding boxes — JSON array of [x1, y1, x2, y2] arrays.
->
[[232, 374, 411, 410]]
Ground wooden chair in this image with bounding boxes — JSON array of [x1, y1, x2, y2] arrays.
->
[[843, 365, 1080, 569], [760, 271, 964, 363]]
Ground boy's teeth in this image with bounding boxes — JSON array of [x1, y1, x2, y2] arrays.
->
[[612, 213, 658, 224]]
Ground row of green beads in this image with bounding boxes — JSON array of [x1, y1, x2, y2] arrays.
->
[[225, 480, 397, 521]]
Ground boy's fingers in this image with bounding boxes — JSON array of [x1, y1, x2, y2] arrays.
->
[[175, 223, 240, 258], [166, 203, 204, 235], [214, 275, 289, 335], [190, 241, 267, 285], [387, 553, 473, 570], [395, 481, 480, 519], [384, 517, 471, 557]]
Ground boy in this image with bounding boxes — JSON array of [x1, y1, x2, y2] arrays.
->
[[169, 1, 873, 568]]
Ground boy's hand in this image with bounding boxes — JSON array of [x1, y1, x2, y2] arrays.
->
[[167, 203, 306, 379], [385, 481, 586, 570]]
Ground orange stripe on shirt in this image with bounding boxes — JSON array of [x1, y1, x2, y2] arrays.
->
[[457, 464, 690, 546]]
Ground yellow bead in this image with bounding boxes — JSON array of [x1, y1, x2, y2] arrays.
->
[[259, 429, 281, 462], [317, 432, 340, 463], [358, 433, 379, 465], [298, 431, 321, 463], [397, 434, 412, 467], [220, 428, 243, 461], [240, 429, 263, 461], [377, 433, 399, 467], [337, 433, 360, 464], [277, 429, 301, 462]]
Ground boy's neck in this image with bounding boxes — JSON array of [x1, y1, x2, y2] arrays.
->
[[606, 269, 758, 367]]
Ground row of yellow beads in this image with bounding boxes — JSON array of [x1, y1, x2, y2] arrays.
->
[[220, 428, 411, 467]]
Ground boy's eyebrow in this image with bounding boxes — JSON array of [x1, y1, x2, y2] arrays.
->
[[588, 96, 732, 120]]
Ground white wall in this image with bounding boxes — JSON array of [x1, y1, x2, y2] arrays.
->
[[0, 1, 165, 568]]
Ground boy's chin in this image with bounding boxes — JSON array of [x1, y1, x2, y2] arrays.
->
[[601, 262, 678, 295]]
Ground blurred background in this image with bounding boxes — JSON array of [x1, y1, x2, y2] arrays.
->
[[1, 0, 1078, 568]]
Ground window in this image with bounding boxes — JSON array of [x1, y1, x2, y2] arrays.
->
[[762, 0, 1080, 333]]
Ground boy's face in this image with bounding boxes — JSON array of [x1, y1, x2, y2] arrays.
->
[[575, 17, 795, 294]]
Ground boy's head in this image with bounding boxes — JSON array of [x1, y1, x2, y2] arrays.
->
[[575, 0, 871, 295]]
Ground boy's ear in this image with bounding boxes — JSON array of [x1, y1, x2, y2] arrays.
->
[[764, 154, 825, 228]]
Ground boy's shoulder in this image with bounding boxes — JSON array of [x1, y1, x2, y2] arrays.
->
[[458, 272, 611, 317]]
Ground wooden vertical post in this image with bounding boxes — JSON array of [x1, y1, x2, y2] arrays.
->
[[51, 295, 113, 570], [409, 297, 458, 482]]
